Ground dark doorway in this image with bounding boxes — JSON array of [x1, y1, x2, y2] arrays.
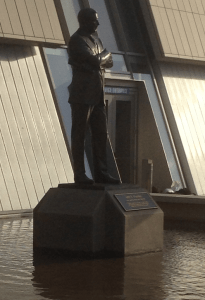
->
[[115, 101, 131, 183]]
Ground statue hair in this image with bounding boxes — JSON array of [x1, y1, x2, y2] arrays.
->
[[78, 8, 97, 25]]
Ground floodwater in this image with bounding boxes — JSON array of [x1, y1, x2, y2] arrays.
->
[[0, 218, 205, 300]]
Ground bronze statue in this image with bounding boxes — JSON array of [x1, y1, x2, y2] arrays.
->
[[68, 8, 120, 184]]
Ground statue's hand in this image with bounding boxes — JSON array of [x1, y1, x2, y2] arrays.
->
[[104, 54, 113, 69], [98, 49, 113, 67]]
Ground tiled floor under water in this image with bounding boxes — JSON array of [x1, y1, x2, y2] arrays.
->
[[0, 217, 205, 300]]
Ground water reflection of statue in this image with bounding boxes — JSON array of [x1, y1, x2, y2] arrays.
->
[[68, 8, 120, 185], [32, 253, 164, 300], [32, 256, 124, 299]]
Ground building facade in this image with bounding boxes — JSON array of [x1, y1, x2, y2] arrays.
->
[[0, 0, 204, 215]]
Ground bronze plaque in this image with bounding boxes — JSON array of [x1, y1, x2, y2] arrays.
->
[[114, 192, 157, 212]]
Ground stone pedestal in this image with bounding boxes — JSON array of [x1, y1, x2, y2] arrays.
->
[[33, 184, 163, 256]]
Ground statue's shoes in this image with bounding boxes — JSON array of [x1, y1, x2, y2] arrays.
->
[[74, 174, 94, 184], [95, 173, 120, 184]]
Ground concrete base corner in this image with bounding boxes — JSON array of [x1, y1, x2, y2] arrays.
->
[[33, 184, 163, 257]]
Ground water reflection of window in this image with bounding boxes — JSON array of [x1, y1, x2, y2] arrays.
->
[[60, 0, 81, 36], [106, 54, 127, 73], [88, 0, 119, 52]]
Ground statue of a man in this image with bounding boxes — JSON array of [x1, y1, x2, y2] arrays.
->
[[68, 8, 120, 185]]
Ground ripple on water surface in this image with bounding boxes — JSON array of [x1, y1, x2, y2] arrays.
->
[[0, 217, 205, 300], [0, 218, 34, 299]]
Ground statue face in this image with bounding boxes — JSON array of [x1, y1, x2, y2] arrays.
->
[[84, 13, 99, 34]]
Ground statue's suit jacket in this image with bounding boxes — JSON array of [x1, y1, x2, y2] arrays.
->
[[68, 28, 112, 105]]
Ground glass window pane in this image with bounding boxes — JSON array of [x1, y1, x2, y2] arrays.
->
[[60, 0, 81, 36], [115, 0, 145, 53], [107, 54, 127, 73], [133, 73, 183, 187], [88, 0, 119, 52], [44, 48, 72, 143], [44, 47, 92, 177], [128, 56, 149, 74]]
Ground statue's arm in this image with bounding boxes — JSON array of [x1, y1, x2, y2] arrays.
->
[[98, 49, 113, 69], [69, 35, 100, 68], [69, 35, 113, 69]]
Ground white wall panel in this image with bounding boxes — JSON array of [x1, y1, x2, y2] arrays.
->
[[176, 0, 185, 11], [6, 0, 24, 36], [0, 45, 74, 212], [195, 0, 205, 13], [25, 0, 44, 39], [0, 0, 13, 34], [166, 9, 184, 55], [35, 0, 54, 40], [44, 0, 64, 41], [1, 49, 40, 208], [0, 0, 65, 46], [181, 12, 199, 57], [0, 51, 32, 210], [15, 0, 34, 37], [189, 0, 199, 13], [159, 8, 178, 55], [170, 0, 178, 10], [140, 0, 205, 62], [151, 6, 171, 54], [173, 10, 192, 57], [0, 127, 21, 211]]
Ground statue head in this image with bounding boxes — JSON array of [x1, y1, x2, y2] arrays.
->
[[78, 8, 99, 34]]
